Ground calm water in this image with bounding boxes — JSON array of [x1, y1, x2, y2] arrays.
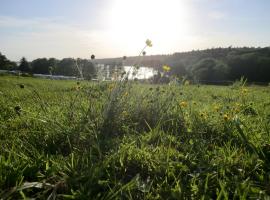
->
[[1, 67, 157, 81], [124, 66, 157, 79]]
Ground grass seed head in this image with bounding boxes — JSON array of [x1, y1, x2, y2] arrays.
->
[[14, 105, 21, 115], [19, 84, 25, 89]]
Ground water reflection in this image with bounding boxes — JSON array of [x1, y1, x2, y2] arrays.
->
[[124, 66, 157, 79]]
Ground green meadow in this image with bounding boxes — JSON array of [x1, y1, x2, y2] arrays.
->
[[0, 75, 270, 199]]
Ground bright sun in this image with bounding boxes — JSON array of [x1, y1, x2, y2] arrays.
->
[[106, 0, 191, 54]]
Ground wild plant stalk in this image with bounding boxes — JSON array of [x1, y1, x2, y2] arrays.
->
[[75, 59, 83, 79], [121, 39, 152, 82], [102, 40, 153, 135]]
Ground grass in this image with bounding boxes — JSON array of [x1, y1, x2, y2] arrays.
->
[[0, 75, 270, 199]]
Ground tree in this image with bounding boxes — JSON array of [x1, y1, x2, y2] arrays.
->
[[167, 61, 187, 77], [31, 58, 59, 75], [77, 59, 96, 80], [18, 57, 31, 72], [31, 58, 49, 74], [48, 58, 58, 75], [55, 58, 78, 76], [0, 52, 8, 69], [227, 52, 270, 82], [191, 58, 229, 82], [0, 52, 17, 70]]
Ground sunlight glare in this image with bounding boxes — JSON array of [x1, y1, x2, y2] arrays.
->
[[107, 0, 191, 54]]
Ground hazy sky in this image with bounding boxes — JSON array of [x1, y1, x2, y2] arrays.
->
[[1, 0, 270, 61]]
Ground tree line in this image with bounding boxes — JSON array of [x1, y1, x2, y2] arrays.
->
[[95, 47, 270, 83], [0, 53, 96, 79], [1, 47, 270, 83], [165, 47, 270, 83]]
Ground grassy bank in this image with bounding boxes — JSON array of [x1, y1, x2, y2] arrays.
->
[[0, 75, 270, 199]]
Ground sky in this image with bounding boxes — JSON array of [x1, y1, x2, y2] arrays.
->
[[0, 0, 270, 61]]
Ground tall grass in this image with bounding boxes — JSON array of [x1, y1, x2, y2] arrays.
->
[[0, 71, 270, 199]]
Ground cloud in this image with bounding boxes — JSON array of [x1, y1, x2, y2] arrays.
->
[[0, 16, 115, 60], [0, 15, 186, 61]]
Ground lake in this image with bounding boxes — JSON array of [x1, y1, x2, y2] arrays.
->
[[124, 66, 157, 80]]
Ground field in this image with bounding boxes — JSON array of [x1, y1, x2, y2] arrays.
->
[[0, 75, 270, 199]]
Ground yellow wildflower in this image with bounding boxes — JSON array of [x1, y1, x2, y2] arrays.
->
[[233, 107, 240, 113], [145, 39, 153, 47], [200, 112, 207, 119], [179, 101, 188, 108], [162, 65, 171, 72], [121, 111, 128, 117], [223, 114, 230, 121], [184, 80, 190, 86], [214, 105, 220, 112], [241, 88, 248, 95], [235, 102, 241, 107], [108, 84, 115, 91]]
